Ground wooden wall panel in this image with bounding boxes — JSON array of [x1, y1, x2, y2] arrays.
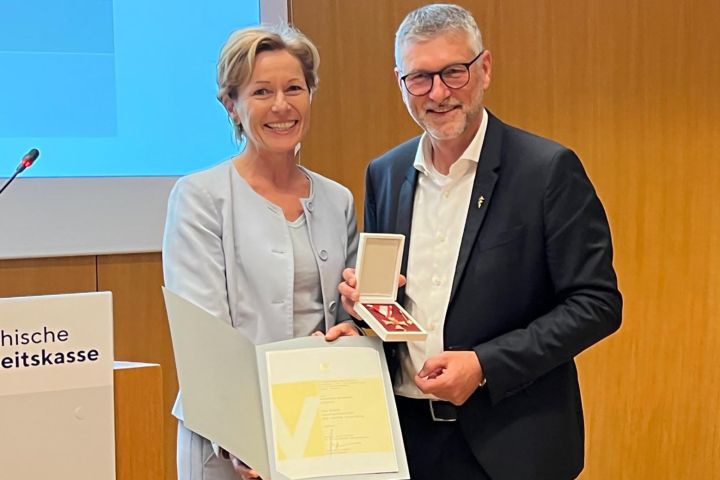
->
[[97, 253, 177, 480], [0, 256, 96, 298], [291, 0, 720, 478], [292, 0, 424, 225], [114, 362, 164, 480]]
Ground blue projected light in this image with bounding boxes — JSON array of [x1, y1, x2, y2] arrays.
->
[[1, 0, 117, 137], [0, 0, 260, 177]]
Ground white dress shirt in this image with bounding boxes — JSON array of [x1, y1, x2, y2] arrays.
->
[[395, 109, 488, 399]]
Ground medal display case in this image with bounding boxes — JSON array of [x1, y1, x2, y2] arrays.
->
[[354, 233, 427, 342]]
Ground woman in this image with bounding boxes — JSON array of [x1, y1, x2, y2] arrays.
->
[[163, 24, 359, 480]]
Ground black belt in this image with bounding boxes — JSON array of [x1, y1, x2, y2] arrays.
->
[[429, 399, 458, 422], [398, 396, 458, 422]]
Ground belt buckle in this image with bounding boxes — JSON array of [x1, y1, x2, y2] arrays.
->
[[429, 399, 457, 422]]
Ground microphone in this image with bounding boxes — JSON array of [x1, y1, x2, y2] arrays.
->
[[0, 148, 41, 196], [17, 148, 40, 173]]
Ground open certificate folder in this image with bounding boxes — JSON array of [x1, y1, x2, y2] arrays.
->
[[163, 288, 409, 480]]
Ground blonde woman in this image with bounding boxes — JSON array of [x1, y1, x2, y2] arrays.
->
[[163, 25, 359, 480]]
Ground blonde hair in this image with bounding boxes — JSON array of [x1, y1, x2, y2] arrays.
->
[[217, 24, 320, 141]]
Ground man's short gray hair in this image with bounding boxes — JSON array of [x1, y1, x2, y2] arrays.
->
[[395, 3, 483, 69]]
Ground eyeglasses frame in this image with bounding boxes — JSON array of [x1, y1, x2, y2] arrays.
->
[[399, 50, 486, 97]]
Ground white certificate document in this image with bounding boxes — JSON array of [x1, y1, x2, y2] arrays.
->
[[266, 348, 397, 479], [164, 288, 409, 480]]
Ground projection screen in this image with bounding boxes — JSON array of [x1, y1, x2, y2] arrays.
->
[[0, 0, 288, 259]]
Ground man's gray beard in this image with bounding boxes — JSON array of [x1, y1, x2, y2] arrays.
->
[[424, 116, 468, 140], [425, 100, 483, 140], [419, 106, 470, 140]]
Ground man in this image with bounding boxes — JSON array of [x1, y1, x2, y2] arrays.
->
[[338, 4, 622, 479]]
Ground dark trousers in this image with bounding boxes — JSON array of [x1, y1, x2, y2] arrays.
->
[[396, 396, 491, 480]]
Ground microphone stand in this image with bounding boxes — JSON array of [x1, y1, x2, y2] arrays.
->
[[0, 170, 22, 196]]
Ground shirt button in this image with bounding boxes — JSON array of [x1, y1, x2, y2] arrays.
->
[[319, 249, 328, 261], [329, 301, 337, 313], [443, 191, 449, 199], [432, 276, 441, 286], [307, 201, 314, 211], [436, 232, 445, 242]]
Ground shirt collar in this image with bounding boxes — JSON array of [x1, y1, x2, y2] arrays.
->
[[413, 108, 489, 176]]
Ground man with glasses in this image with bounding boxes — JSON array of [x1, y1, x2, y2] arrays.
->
[[339, 3, 621, 480]]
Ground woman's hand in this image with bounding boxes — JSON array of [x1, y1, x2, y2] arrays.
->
[[229, 454, 264, 480], [322, 322, 360, 341]]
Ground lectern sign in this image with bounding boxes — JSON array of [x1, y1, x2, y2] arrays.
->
[[0, 292, 115, 480]]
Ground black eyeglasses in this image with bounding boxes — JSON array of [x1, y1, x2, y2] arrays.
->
[[399, 50, 485, 96]]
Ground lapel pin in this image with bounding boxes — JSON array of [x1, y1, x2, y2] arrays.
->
[[477, 195, 485, 208]]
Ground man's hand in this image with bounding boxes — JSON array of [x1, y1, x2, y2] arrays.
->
[[229, 454, 263, 479], [338, 268, 361, 319], [338, 268, 407, 320], [414, 351, 484, 406]]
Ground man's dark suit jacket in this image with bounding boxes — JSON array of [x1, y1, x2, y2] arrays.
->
[[364, 112, 622, 480]]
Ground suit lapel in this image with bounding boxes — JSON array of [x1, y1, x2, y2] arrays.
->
[[396, 163, 417, 268], [396, 162, 417, 305], [448, 114, 504, 305]]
